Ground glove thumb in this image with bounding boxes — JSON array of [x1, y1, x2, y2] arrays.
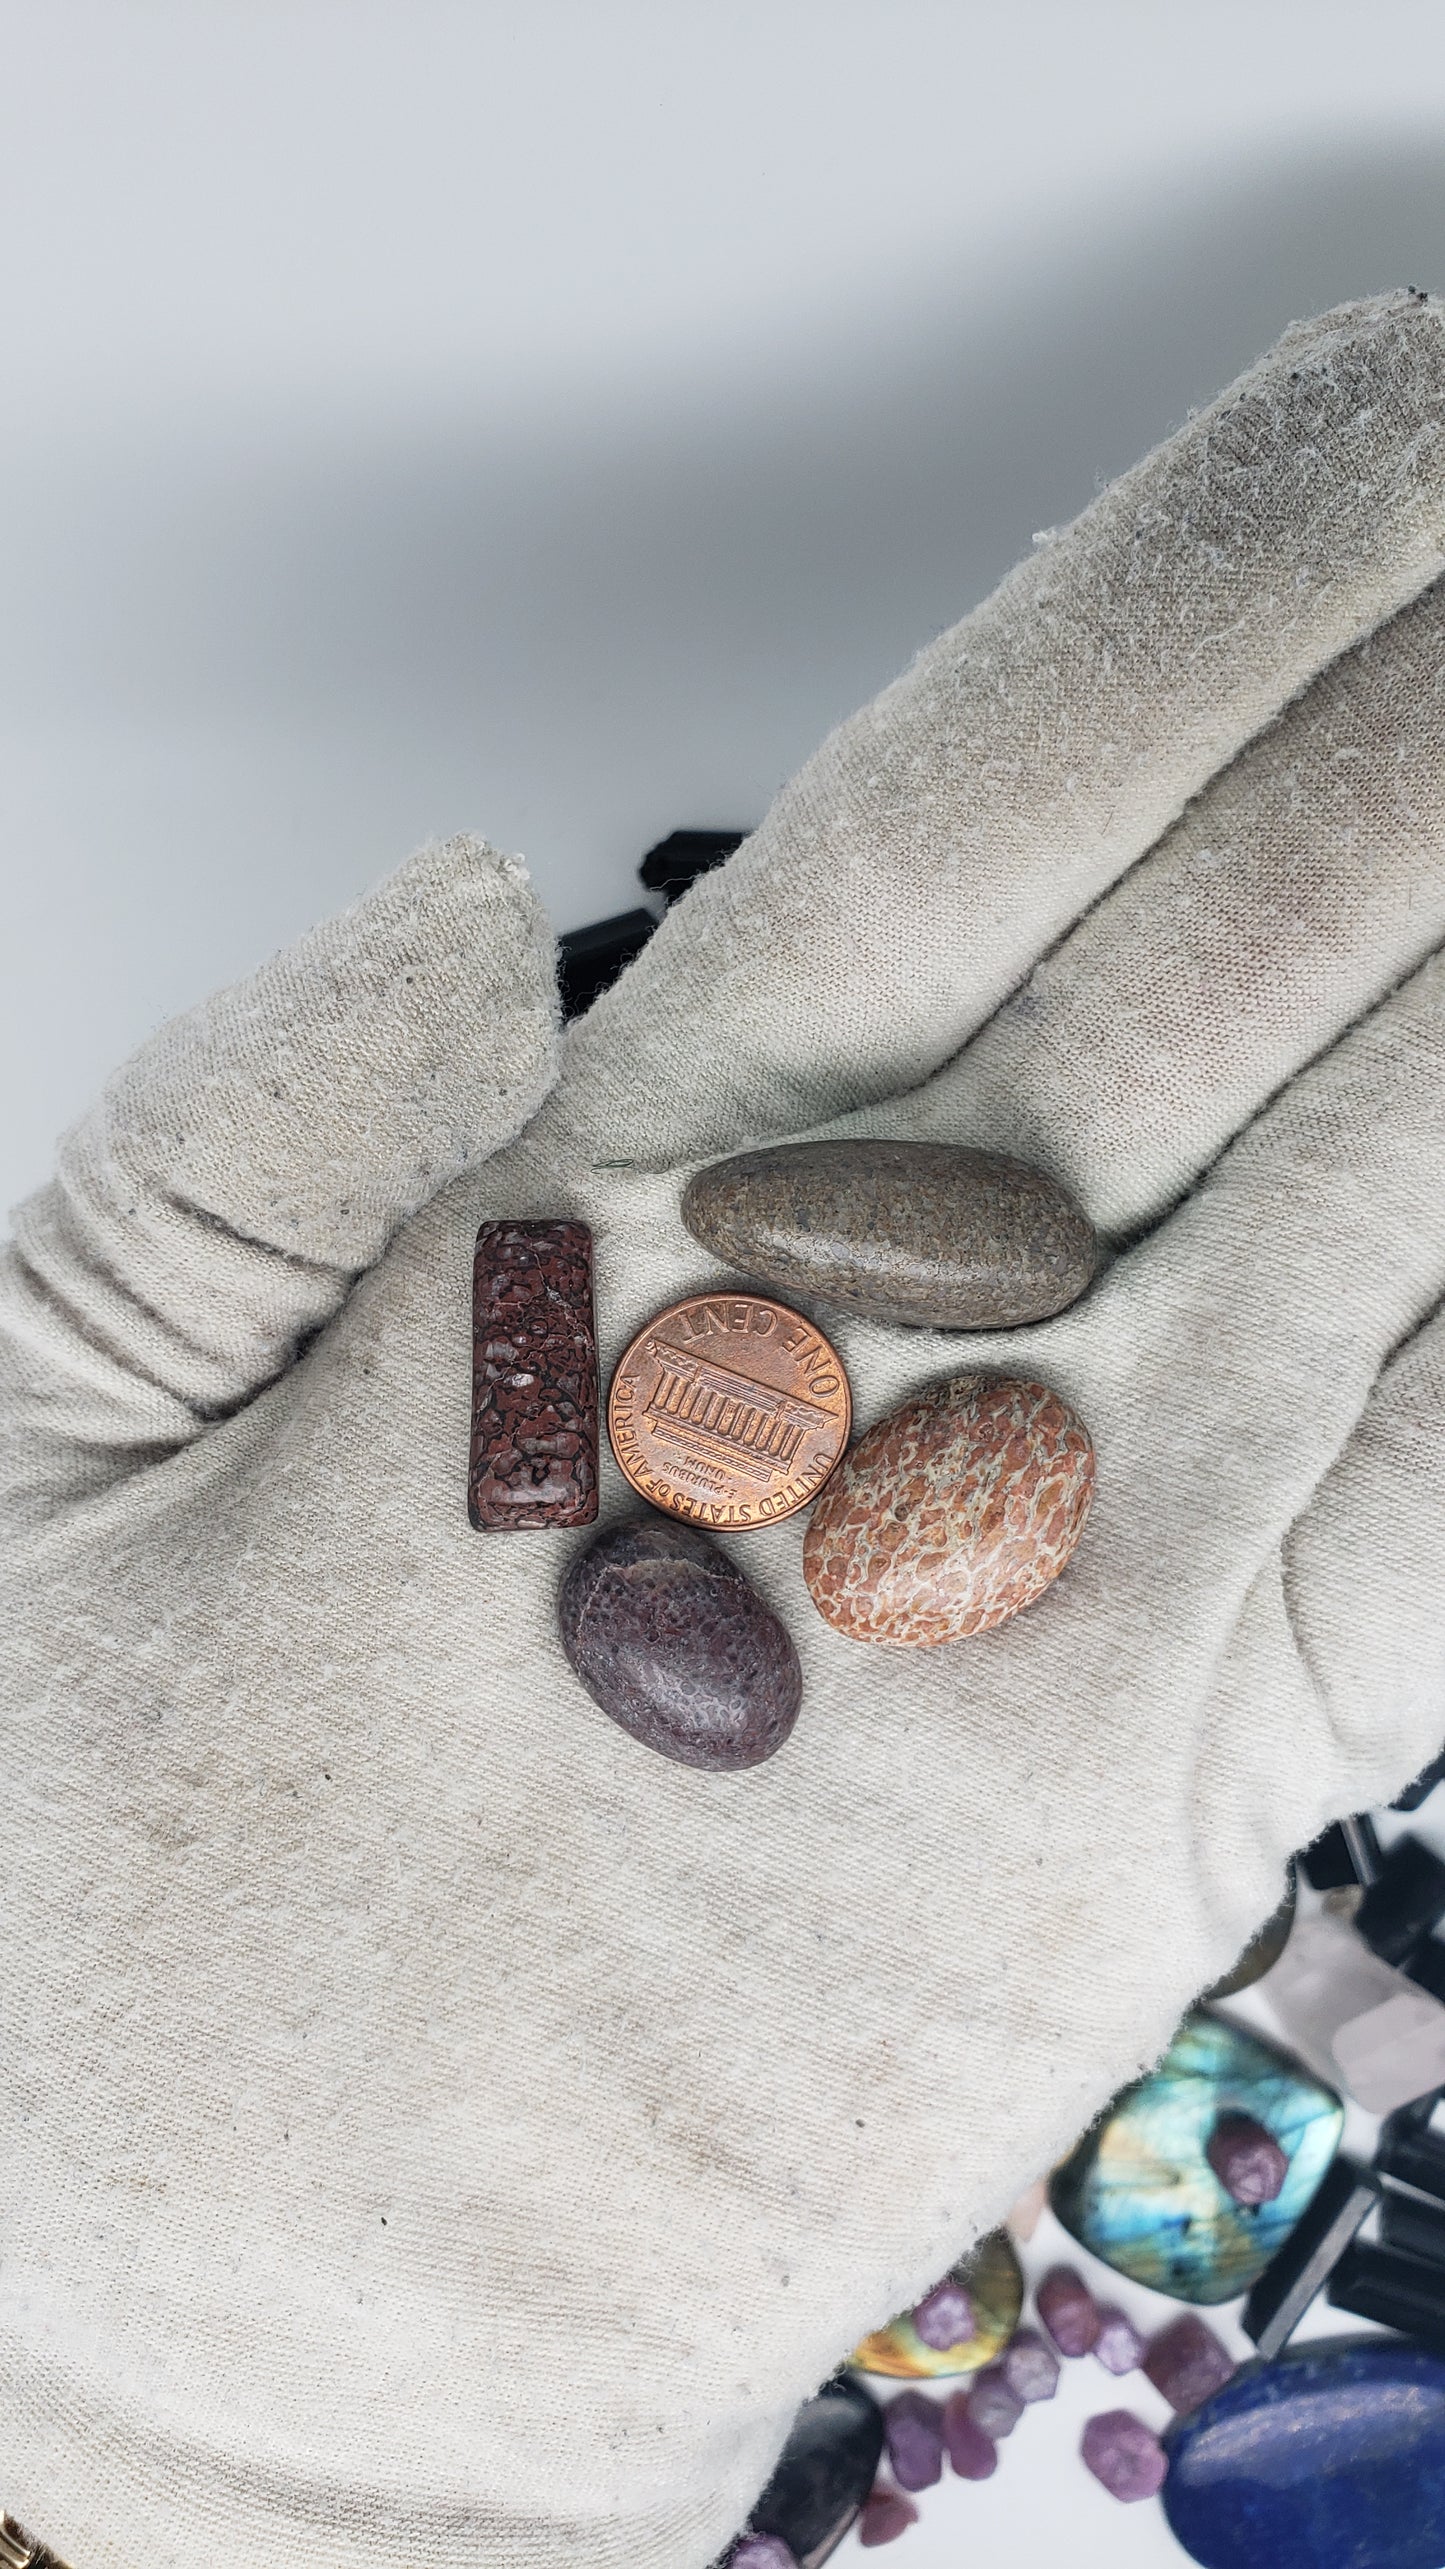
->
[[1, 836, 558, 1499]]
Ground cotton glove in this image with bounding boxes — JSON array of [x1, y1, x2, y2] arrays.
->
[[5, 293, 1445, 2569]]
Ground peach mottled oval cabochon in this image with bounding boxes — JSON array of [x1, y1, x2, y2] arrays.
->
[[802, 1373, 1095, 1645]]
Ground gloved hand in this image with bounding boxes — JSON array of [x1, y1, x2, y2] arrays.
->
[[5, 292, 1445, 2569]]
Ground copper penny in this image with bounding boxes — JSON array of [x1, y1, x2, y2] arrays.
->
[[608, 1291, 851, 1529]]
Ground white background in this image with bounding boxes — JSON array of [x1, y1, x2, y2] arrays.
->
[[5, 1, 1445, 1223], [4, 7, 1445, 2559]]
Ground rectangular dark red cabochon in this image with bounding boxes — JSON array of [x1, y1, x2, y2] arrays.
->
[[468, 1219, 599, 1530]]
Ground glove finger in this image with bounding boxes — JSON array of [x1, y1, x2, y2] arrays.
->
[[1055, 941, 1445, 1602], [869, 566, 1445, 1233], [0, 837, 557, 1496], [551, 293, 1445, 1169], [1282, 1299, 1445, 1814], [1168, 1303, 1445, 1986]]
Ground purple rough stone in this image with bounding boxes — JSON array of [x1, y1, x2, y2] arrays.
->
[[729, 2542, 798, 2569], [1037, 2264, 1101, 2358], [1143, 2313, 1237, 2414], [1080, 2409, 1168, 2502], [1206, 2110, 1289, 2206], [1093, 2307, 1146, 2376], [911, 2277, 976, 2351], [883, 2390, 943, 2491], [857, 2491, 918, 2548], [966, 2365, 1023, 2439], [1001, 2326, 1060, 2404], [942, 2390, 998, 2480]]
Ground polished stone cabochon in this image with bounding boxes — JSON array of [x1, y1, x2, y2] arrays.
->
[[803, 1372, 1095, 1645], [1163, 2340, 1445, 2569], [746, 2375, 884, 2569], [850, 2230, 1024, 2378], [1050, 2012, 1343, 2304], [681, 1138, 1098, 1331], [558, 1516, 802, 1769]]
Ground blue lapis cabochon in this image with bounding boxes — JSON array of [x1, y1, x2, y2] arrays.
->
[[1163, 2339, 1445, 2569], [1049, 2010, 1342, 2303]]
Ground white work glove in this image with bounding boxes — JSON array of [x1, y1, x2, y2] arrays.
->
[[5, 292, 1445, 2569]]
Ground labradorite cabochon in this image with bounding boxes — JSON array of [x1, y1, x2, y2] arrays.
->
[[680, 1139, 1098, 1332], [849, 2228, 1024, 2378], [1049, 2012, 1342, 2305], [1163, 2341, 1445, 2569]]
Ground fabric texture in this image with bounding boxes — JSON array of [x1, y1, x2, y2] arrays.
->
[[4, 292, 1445, 2566]]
